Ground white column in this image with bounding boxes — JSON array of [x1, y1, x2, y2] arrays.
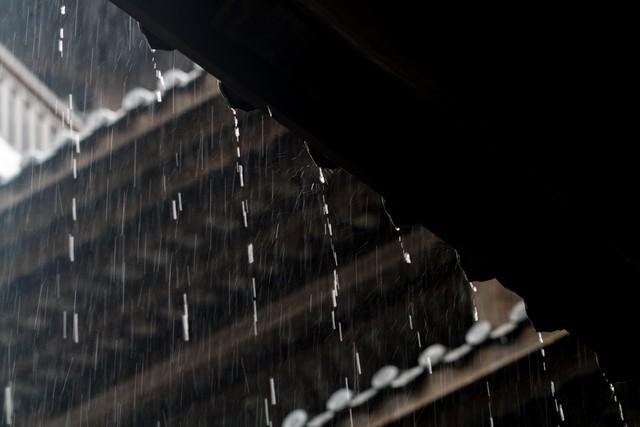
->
[[27, 104, 37, 153], [0, 79, 10, 141], [41, 115, 52, 151], [13, 90, 25, 152]]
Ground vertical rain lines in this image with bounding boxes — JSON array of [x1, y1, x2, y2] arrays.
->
[[231, 108, 259, 336], [307, 148, 345, 342]]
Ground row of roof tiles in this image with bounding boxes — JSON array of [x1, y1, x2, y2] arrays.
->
[[282, 301, 529, 427]]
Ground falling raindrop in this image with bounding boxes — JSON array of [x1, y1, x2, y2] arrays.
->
[[62, 311, 68, 339], [269, 377, 277, 405], [68, 234, 75, 262], [73, 312, 79, 343], [182, 293, 190, 341], [247, 243, 254, 264], [71, 197, 77, 221], [3, 385, 13, 426], [172, 199, 178, 221]]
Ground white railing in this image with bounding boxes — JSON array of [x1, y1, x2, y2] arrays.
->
[[0, 71, 60, 156]]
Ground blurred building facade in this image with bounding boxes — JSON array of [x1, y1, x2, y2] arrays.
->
[[0, 44, 80, 159]]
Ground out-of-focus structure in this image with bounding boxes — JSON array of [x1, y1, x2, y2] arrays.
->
[[1, 53, 637, 425], [0, 44, 81, 162]]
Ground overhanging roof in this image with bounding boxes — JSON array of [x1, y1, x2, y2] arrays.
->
[[106, 0, 640, 380]]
